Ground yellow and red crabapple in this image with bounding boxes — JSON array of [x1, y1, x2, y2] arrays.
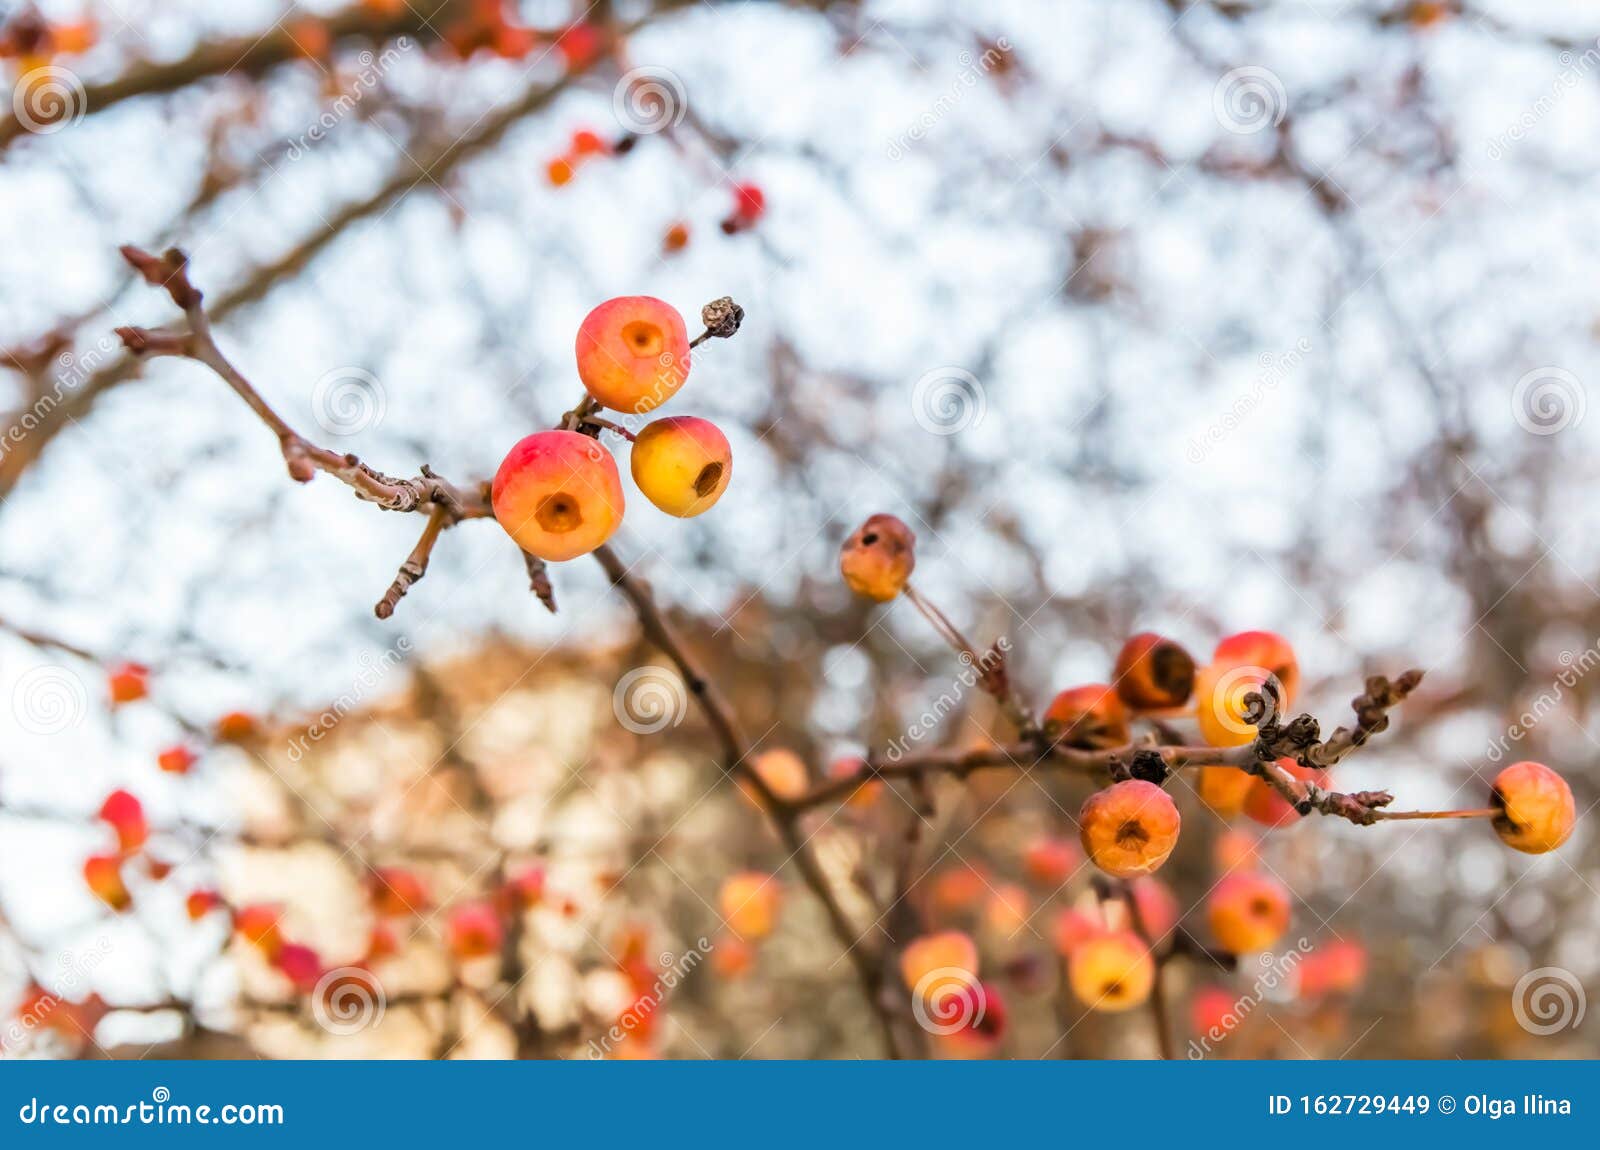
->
[[1212, 630, 1300, 706], [1207, 871, 1292, 954], [107, 662, 149, 705], [1245, 760, 1327, 827], [1051, 907, 1103, 958], [630, 416, 732, 517], [839, 514, 916, 601], [984, 883, 1031, 936], [1129, 877, 1180, 945], [1194, 663, 1273, 748], [83, 855, 130, 911], [1112, 633, 1196, 711], [718, 872, 782, 940], [368, 866, 430, 917], [1079, 779, 1181, 878], [1197, 765, 1256, 818], [97, 789, 148, 854], [214, 710, 259, 742], [447, 901, 505, 961], [1490, 761, 1576, 854], [274, 943, 323, 992], [900, 930, 979, 989], [1296, 939, 1368, 998], [575, 296, 691, 414], [1067, 930, 1155, 1012], [157, 744, 196, 774], [233, 904, 285, 960], [185, 889, 222, 921], [828, 755, 881, 809], [492, 429, 624, 561], [739, 748, 811, 807], [1022, 836, 1082, 887], [1044, 684, 1130, 749]]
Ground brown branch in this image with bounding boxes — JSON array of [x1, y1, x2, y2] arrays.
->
[[1115, 879, 1175, 1061], [590, 542, 908, 1058], [0, 9, 657, 498], [375, 506, 449, 619], [901, 582, 1036, 737], [113, 246, 493, 618], [522, 552, 557, 614], [0, 3, 462, 148]]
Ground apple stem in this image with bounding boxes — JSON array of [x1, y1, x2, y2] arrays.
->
[[1373, 807, 1498, 821]]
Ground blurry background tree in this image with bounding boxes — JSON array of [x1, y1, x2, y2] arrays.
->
[[0, 0, 1596, 1059]]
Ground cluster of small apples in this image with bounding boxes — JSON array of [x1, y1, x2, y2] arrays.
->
[[437, 2, 604, 65], [707, 871, 784, 980], [493, 296, 733, 561], [215, 863, 550, 1002], [899, 930, 1009, 1057], [1049, 629, 1577, 871], [660, 181, 768, 258], [81, 789, 155, 913], [0, 8, 95, 74], [546, 127, 624, 187], [7, 984, 109, 1057]]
